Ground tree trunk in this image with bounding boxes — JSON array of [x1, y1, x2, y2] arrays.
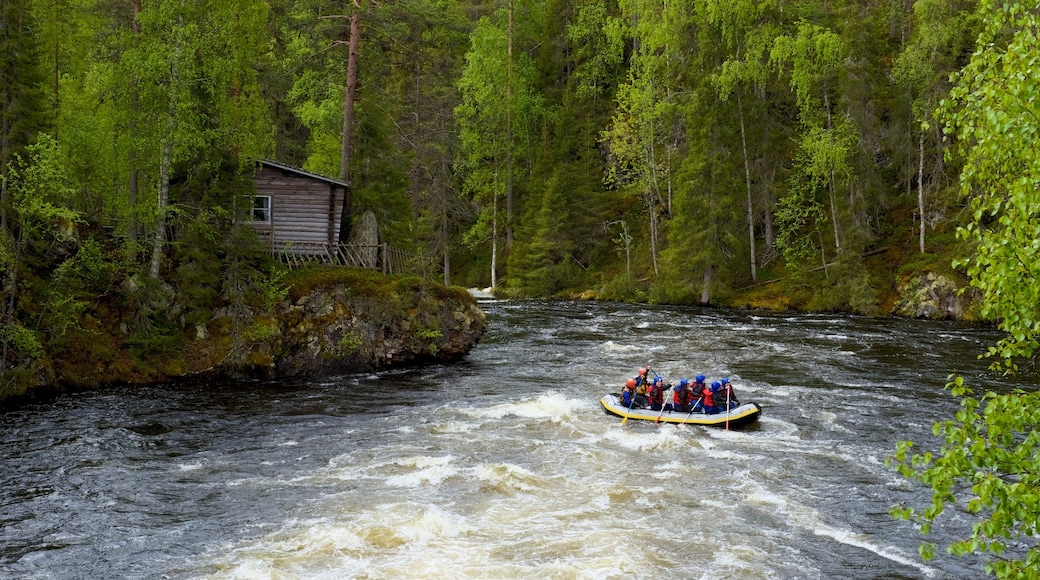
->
[[1, 103, 9, 235], [128, 0, 142, 243], [491, 186, 498, 289], [0, 234, 21, 376], [410, 154, 420, 236], [505, 0, 514, 250], [410, 58, 421, 238], [442, 206, 451, 286], [738, 93, 757, 281], [149, 135, 173, 279], [700, 265, 713, 305], [648, 192, 659, 277], [337, 11, 360, 244], [824, 93, 840, 250], [918, 130, 925, 253], [149, 15, 181, 280]]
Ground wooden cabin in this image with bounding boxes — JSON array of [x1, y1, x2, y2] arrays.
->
[[248, 159, 348, 256], [247, 160, 422, 274]]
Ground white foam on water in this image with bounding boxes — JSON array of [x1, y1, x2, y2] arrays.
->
[[384, 464, 460, 488], [208, 504, 484, 579], [473, 462, 549, 494], [462, 391, 588, 421], [649, 460, 684, 480], [813, 524, 937, 578], [600, 425, 683, 452], [601, 340, 644, 353], [738, 478, 939, 578], [704, 448, 753, 462], [427, 420, 475, 434]]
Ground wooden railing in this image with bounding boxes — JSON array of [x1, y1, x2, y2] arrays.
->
[[269, 240, 433, 276]]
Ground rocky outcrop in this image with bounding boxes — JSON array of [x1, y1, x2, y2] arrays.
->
[[223, 276, 487, 378], [893, 272, 980, 320]]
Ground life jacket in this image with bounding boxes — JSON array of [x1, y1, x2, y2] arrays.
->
[[679, 385, 693, 406], [721, 384, 735, 401], [621, 389, 633, 406], [701, 385, 715, 407], [650, 383, 664, 406], [692, 381, 706, 405]]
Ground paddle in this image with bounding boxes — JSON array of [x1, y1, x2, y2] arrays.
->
[[621, 365, 652, 425], [620, 382, 636, 426], [654, 383, 672, 424], [680, 396, 703, 428], [615, 390, 632, 428], [725, 387, 730, 431]]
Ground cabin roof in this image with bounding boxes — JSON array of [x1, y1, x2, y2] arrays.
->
[[259, 159, 349, 188]]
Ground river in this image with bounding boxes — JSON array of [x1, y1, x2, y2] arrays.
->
[[0, 299, 1028, 579]]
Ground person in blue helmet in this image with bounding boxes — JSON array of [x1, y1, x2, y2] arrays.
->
[[647, 376, 667, 411], [692, 374, 707, 392], [689, 375, 707, 410], [720, 377, 740, 409], [701, 381, 722, 414], [670, 379, 690, 412]]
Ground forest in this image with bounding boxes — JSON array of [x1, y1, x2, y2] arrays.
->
[[0, 0, 1024, 389]]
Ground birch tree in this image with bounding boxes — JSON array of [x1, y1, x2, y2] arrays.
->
[[455, 5, 543, 288], [771, 22, 856, 269], [704, 0, 778, 281], [892, 0, 975, 253], [601, 0, 687, 277], [119, 0, 272, 279]]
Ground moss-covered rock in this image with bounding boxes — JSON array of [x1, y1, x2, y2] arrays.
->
[[893, 271, 981, 320], [1, 268, 487, 407], [223, 269, 488, 378]]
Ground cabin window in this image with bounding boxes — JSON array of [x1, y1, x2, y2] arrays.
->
[[252, 196, 272, 223]]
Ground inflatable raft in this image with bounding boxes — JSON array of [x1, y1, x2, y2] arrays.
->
[[600, 394, 762, 429]]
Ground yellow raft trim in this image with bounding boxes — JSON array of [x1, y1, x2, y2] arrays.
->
[[599, 395, 762, 428]]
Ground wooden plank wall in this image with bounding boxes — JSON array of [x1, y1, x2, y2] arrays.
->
[[248, 166, 343, 246]]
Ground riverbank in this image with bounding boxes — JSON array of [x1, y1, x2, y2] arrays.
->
[[554, 237, 987, 322], [1, 268, 487, 408]]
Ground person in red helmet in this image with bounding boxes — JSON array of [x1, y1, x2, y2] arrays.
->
[[626, 366, 650, 408], [621, 378, 638, 408]]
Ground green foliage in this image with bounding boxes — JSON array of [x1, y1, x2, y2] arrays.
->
[[566, 0, 624, 101], [413, 327, 442, 354], [942, 2, 1040, 373], [508, 165, 587, 296], [244, 319, 279, 343], [173, 211, 224, 330], [889, 377, 1040, 578], [4, 135, 80, 243], [336, 330, 363, 355], [0, 0, 51, 167], [252, 265, 290, 317], [455, 4, 550, 275], [3, 323, 44, 361], [891, 3, 1040, 576]]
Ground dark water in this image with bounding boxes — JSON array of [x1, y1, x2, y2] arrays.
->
[[0, 299, 1027, 579]]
